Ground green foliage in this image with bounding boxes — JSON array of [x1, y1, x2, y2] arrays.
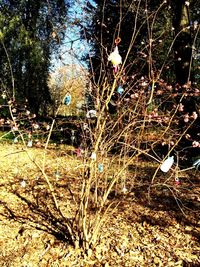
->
[[0, 0, 70, 116]]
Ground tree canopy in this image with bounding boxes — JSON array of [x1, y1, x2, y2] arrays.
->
[[0, 0, 70, 115], [82, 0, 200, 87]]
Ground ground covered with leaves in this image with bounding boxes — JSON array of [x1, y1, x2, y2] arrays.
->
[[0, 143, 199, 266]]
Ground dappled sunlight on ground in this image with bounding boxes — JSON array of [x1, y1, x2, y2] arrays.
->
[[0, 144, 199, 266]]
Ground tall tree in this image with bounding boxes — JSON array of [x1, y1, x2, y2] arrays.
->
[[0, 0, 70, 115], [82, 0, 199, 86], [171, 0, 193, 85]]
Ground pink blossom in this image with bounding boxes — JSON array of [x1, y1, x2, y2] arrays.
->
[[153, 112, 158, 117], [166, 85, 172, 90], [134, 93, 139, 98], [46, 125, 50, 130], [191, 111, 198, 120], [184, 113, 189, 123], [12, 125, 18, 131], [192, 141, 200, 147], [163, 117, 169, 123], [33, 123, 39, 130], [175, 178, 180, 186], [141, 81, 148, 87], [178, 103, 184, 112], [156, 90, 162, 95]]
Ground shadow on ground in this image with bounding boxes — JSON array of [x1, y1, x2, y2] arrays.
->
[[0, 179, 74, 245]]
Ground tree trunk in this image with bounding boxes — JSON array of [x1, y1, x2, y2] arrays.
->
[[172, 0, 193, 85]]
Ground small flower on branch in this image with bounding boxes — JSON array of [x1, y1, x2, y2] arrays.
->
[[184, 113, 189, 123], [192, 141, 200, 148], [191, 111, 198, 120], [178, 103, 184, 112]]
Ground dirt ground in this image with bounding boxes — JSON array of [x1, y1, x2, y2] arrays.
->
[[0, 143, 199, 266]]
